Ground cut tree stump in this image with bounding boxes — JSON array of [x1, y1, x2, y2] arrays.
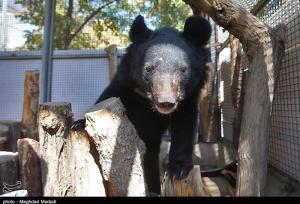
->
[[161, 166, 205, 196], [0, 123, 9, 150], [0, 152, 20, 195], [67, 130, 106, 196], [0, 121, 21, 152], [21, 70, 39, 140], [38, 102, 106, 196], [0, 137, 7, 151], [85, 97, 148, 196], [38, 102, 73, 196], [17, 138, 42, 196]]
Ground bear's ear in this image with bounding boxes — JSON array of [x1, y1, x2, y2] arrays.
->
[[129, 15, 152, 43], [182, 16, 212, 47]]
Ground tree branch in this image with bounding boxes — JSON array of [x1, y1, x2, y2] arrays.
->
[[68, 0, 115, 45], [184, 0, 286, 196]]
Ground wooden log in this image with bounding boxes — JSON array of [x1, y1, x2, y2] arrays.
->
[[38, 102, 73, 196], [0, 138, 7, 151], [0, 121, 21, 152], [202, 176, 232, 197], [0, 123, 9, 150], [105, 44, 118, 81], [85, 97, 147, 196], [21, 70, 39, 140], [38, 102, 106, 196], [199, 62, 219, 143], [0, 152, 20, 195], [183, 0, 286, 196], [161, 166, 205, 196], [231, 43, 244, 149], [68, 130, 106, 196], [17, 138, 42, 196]]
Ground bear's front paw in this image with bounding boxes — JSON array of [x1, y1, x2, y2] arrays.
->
[[167, 161, 193, 179]]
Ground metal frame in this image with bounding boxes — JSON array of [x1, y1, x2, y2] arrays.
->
[[40, 0, 56, 102]]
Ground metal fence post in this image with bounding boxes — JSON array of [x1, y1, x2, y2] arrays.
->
[[40, 0, 56, 102]]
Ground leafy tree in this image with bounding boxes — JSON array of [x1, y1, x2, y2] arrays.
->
[[149, 0, 192, 30], [16, 0, 192, 50]]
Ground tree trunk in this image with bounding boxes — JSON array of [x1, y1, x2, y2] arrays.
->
[[38, 102, 106, 196], [38, 102, 73, 196], [230, 38, 243, 148], [105, 44, 118, 81], [85, 97, 148, 196], [161, 166, 205, 196], [21, 70, 39, 140], [0, 121, 21, 152], [0, 137, 7, 150], [199, 62, 219, 143], [68, 130, 106, 196], [183, 0, 286, 196], [17, 138, 42, 196], [0, 123, 9, 150], [0, 152, 20, 195]]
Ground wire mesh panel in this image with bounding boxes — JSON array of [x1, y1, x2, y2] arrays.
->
[[51, 50, 109, 120], [0, 0, 43, 51], [0, 51, 41, 120], [0, 50, 110, 121], [234, 0, 261, 11], [267, 0, 300, 182]]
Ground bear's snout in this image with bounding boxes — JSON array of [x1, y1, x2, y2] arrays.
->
[[152, 73, 180, 114]]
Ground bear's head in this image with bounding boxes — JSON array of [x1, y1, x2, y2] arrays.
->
[[127, 15, 211, 114]]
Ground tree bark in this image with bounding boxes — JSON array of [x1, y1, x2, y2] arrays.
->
[[21, 70, 39, 140], [38, 102, 73, 196], [183, 0, 286, 196], [0, 152, 20, 195], [199, 62, 219, 143], [38, 102, 106, 196], [0, 123, 9, 150], [85, 97, 148, 196], [0, 137, 7, 150], [0, 121, 21, 152], [17, 138, 42, 196], [68, 130, 106, 196]]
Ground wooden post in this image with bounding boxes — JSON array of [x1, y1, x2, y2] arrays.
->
[[17, 138, 42, 196], [21, 70, 39, 141], [230, 38, 244, 149], [0, 123, 9, 150], [199, 62, 219, 143], [183, 0, 286, 196], [38, 102, 73, 196], [161, 166, 205, 196], [67, 130, 106, 196], [0, 121, 21, 152], [0, 152, 20, 195], [85, 97, 148, 196], [0, 137, 7, 150], [38, 102, 106, 196], [105, 44, 118, 81]]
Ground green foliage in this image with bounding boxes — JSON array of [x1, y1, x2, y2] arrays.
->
[[16, 0, 192, 50], [149, 0, 192, 30]]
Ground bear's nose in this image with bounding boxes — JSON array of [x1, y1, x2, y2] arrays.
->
[[158, 102, 176, 108]]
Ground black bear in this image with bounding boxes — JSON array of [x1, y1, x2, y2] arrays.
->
[[74, 15, 211, 195]]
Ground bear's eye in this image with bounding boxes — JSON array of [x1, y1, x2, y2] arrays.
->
[[145, 65, 154, 73], [180, 66, 187, 73]]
